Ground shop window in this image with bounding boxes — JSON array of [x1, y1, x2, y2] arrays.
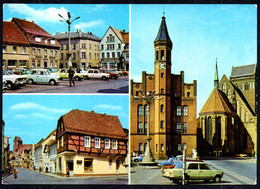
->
[[84, 158, 93, 172]]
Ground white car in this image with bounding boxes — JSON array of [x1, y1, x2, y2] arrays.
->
[[85, 69, 110, 80], [3, 69, 27, 89], [28, 69, 60, 85]]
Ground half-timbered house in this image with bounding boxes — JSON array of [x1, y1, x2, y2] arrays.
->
[[56, 109, 128, 176]]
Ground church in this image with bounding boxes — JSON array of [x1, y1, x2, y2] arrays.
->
[[130, 15, 197, 159]]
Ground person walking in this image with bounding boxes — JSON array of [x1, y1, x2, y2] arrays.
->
[[13, 168, 18, 179], [66, 167, 70, 177], [68, 66, 75, 87]]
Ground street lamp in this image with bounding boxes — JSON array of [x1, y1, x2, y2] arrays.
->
[[58, 12, 80, 68], [133, 90, 163, 163]]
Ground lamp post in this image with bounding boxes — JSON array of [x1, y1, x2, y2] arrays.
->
[[133, 90, 163, 163], [58, 12, 80, 68]]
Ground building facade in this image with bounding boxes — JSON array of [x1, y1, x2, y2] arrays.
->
[[130, 16, 197, 159], [197, 63, 257, 157], [100, 27, 129, 71], [56, 109, 128, 176], [55, 30, 101, 69], [3, 18, 61, 69]]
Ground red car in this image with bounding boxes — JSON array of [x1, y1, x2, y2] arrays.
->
[[99, 69, 119, 79]]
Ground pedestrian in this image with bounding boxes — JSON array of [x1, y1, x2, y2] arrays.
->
[[13, 168, 18, 179], [67, 167, 70, 177], [68, 66, 75, 87]]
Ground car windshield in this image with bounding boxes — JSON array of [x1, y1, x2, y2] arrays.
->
[[167, 157, 174, 162], [175, 162, 183, 169]]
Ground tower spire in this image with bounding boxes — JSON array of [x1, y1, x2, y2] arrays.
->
[[154, 14, 172, 46], [214, 58, 219, 89]]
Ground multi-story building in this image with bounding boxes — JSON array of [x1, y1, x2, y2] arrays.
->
[[48, 140, 57, 173], [41, 129, 56, 172], [55, 30, 101, 69], [56, 109, 128, 176], [34, 138, 44, 171], [100, 27, 129, 71], [3, 21, 30, 69], [130, 15, 197, 159], [197, 63, 257, 157], [3, 18, 61, 69]]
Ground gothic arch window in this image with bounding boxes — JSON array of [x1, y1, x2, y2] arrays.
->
[[217, 116, 222, 147], [206, 117, 212, 144], [222, 82, 227, 93]]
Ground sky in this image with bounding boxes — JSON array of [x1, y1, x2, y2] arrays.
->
[[3, 4, 129, 38], [3, 95, 129, 151], [131, 4, 257, 116]]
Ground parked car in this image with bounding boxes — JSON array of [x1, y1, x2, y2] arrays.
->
[[57, 68, 84, 81], [28, 69, 60, 85], [168, 161, 224, 184], [45, 67, 59, 73], [3, 69, 27, 89], [85, 69, 110, 80], [132, 154, 145, 162], [157, 157, 176, 168], [100, 69, 119, 79], [2, 79, 7, 90], [13, 68, 30, 75], [116, 69, 128, 76], [75, 68, 88, 79]]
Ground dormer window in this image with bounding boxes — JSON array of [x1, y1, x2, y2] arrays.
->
[[50, 40, 55, 45], [35, 37, 41, 42], [44, 39, 47, 44]]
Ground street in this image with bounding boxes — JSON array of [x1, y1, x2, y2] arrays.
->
[[3, 76, 129, 93], [130, 157, 257, 185], [2, 167, 128, 184]]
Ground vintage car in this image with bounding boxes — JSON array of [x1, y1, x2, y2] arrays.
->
[[99, 69, 119, 79], [168, 161, 224, 184], [85, 69, 110, 80], [158, 157, 176, 168], [132, 154, 145, 162], [3, 69, 27, 89], [57, 68, 84, 81], [27, 69, 60, 85], [74, 68, 88, 79], [13, 68, 30, 75], [45, 67, 58, 73]]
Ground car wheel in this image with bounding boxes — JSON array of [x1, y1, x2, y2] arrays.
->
[[75, 76, 80, 81], [28, 79, 34, 85], [85, 76, 90, 80], [111, 76, 115, 79], [184, 176, 190, 185], [214, 175, 222, 183], [102, 76, 107, 80], [6, 82, 13, 90], [134, 159, 138, 162], [49, 80, 56, 85]]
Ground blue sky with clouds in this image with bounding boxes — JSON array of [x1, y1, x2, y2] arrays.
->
[[131, 4, 257, 116], [3, 4, 129, 38], [3, 95, 129, 151]]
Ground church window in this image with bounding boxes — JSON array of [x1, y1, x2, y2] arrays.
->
[[183, 106, 188, 116], [161, 50, 165, 60], [138, 122, 143, 133], [138, 105, 143, 115], [177, 106, 181, 116]]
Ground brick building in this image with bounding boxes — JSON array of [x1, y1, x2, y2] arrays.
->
[[56, 109, 128, 176], [130, 15, 197, 159], [197, 63, 257, 157]]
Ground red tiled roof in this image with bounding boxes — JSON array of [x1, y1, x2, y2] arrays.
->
[[61, 109, 127, 140], [122, 32, 129, 44], [3, 22, 30, 45], [12, 17, 61, 48], [18, 144, 32, 155]]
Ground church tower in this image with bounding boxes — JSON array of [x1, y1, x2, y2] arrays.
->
[[153, 14, 173, 159]]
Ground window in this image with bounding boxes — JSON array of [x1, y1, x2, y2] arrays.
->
[[118, 44, 121, 49], [89, 44, 91, 50], [144, 143, 147, 152], [61, 136, 63, 147], [73, 52, 76, 59], [138, 105, 143, 115], [178, 144, 182, 151], [183, 106, 187, 116], [50, 40, 55, 44], [200, 164, 210, 170], [161, 73, 164, 78], [94, 137, 100, 148], [187, 92, 190, 97], [250, 81, 255, 89], [35, 37, 41, 42], [38, 49, 41, 56], [106, 52, 110, 58], [32, 48, 35, 55], [22, 47, 26, 54], [177, 106, 181, 116], [105, 138, 110, 149], [223, 82, 227, 93], [138, 122, 143, 133], [19, 60, 26, 67], [161, 88, 164, 94], [89, 53, 91, 59], [112, 139, 117, 149], [60, 53, 63, 59], [117, 52, 120, 58], [144, 122, 147, 134], [50, 50, 53, 57], [183, 123, 188, 134], [156, 51, 159, 60], [161, 50, 165, 60], [102, 53, 105, 59], [112, 52, 115, 58], [101, 44, 103, 50], [44, 50, 47, 56], [144, 105, 148, 115], [188, 164, 198, 170], [82, 52, 86, 59], [242, 83, 245, 90], [84, 136, 91, 147], [82, 43, 86, 49], [3, 46, 6, 53], [84, 158, 93, 171], [161, 105, 164, 112], [177, 123, 181, 134], [161, 144, 164, 152], [139, 143, 143, 151], [8, 60, 16, 67], [245, 82, 249, 90], [13, 47, 17, 53], [160, 121, 164, 129], [73, 44, 76, 50]]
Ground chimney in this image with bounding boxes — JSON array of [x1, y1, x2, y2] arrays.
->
[[122, 29, 125, 33], [91, 110, 94, 113], [103, 113, 106, 115]]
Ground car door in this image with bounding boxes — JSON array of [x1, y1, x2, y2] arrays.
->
[[36, 70, 47, 83], [29, 70, 37, 82], [59, 69, 67, 79], [199, 163, 212, 180], [93, 70, 99, 78], [186, 163, 200, 180]]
